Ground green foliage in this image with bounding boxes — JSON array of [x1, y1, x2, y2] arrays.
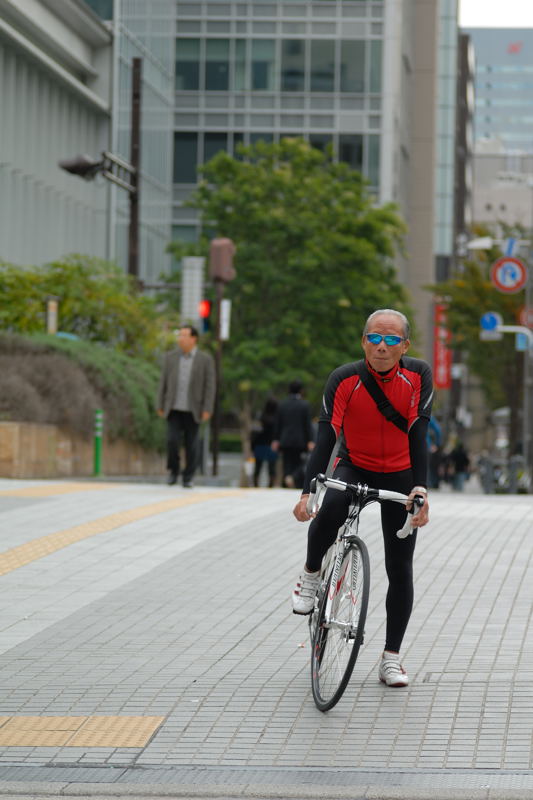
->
[[0, 255, 165, 359], [0, 333, 164, 451], [429, 246, 525, 449], [219, 432, 242, 452], [181, 138, 411, 415]]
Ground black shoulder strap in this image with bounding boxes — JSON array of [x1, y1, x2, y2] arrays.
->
[[358, 362, 408, 434], [325, 430, 344, 477]]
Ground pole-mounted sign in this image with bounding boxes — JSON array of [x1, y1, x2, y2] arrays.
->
[[490, 256, 528, 294]]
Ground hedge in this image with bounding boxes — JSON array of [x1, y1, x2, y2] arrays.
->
[[0, 333, 165, 451]]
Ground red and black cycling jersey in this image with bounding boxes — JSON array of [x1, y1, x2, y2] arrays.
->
[[320, 356, 433, 473]]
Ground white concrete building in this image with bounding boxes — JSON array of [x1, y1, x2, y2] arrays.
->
[[0, 0, 112, 266]]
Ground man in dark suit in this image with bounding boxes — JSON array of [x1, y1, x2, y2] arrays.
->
[[157, 325, 216, 487], [272, 380, 315, 489]]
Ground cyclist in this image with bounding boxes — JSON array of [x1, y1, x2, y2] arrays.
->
[[292, 309, 432, 688]]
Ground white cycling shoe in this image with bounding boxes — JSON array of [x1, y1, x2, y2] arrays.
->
[[292, 569, 320, 615], [379, 651, 409, 687]]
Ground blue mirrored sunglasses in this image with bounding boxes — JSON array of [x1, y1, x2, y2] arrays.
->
[[365, 333, 405, 346]]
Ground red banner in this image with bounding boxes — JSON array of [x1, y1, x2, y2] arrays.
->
[[433, 303, 452, 389]]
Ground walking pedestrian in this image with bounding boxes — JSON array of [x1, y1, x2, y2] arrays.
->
[[251, 397, 278, 487], [449, 440, 470, 491], [272, 380, 315, 489], [157, 325, 216, 488]]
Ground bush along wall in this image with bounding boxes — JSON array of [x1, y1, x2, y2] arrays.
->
[[0, 333, 165, 452]]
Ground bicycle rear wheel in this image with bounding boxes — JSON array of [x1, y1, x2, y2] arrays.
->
[[311, 537, 370, 711]]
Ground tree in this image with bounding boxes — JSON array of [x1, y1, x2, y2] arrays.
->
[[0, 255, 169, 359], [429, 244, 525, 452], [176, 138, 411, 449]]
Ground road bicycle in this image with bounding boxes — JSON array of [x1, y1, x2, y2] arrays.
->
[[305, 473, 424, 712]]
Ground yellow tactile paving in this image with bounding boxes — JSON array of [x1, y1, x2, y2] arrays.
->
[[0, 490, 244, 577], [0, 483, 117, 498], [68, 715, 164, 747], [0, 716, 164, 748]]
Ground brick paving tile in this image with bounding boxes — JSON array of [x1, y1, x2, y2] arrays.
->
[[1, 482, 533, 797]]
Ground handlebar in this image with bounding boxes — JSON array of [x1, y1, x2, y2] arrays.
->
[[305, 473, 425, 538]]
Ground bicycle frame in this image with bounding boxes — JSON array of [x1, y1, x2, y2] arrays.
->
[[321, 497, 366, 630], [308, 473, 423, 634]]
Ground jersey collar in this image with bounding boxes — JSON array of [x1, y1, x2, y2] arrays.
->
[[366, 359, 400, 383]]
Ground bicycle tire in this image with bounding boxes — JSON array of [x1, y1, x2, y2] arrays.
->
[[311, 537, 370, 711]]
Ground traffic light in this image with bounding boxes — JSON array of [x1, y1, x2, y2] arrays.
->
[[198, 299, 212, 332]]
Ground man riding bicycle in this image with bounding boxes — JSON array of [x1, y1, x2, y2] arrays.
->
[[292, 309, 432, 687]]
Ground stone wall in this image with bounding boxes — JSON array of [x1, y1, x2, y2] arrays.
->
[[0, 422, 164, 479]]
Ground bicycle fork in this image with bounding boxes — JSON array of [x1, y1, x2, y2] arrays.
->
[[324, 514, 362, 635]]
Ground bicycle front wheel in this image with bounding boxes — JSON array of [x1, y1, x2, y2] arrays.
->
[[311, 537, 370, 712]]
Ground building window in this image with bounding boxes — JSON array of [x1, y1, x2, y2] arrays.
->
[[234, 39, 247, 90], [250, 132, 274, 144], [176, 39, 200, 90], [206, 39, 229, 90], [281, 39, 306, 91], [83, 0, 113, 19], [310, 40, 335, 92], [309, 133, 333, 152], [233, 132, 245, 156], [340, 40, 365, 92], [174, 132, 198, 182], [204, 132, 228, 163], [252, 39, 276, 90], [369, 40, 382, 93], [367, 134, 380, 186], [172, 225, 198, 249], [339, 134, 363, 171]]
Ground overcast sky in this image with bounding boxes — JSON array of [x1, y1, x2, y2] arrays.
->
[[459, 0, 533, 27]]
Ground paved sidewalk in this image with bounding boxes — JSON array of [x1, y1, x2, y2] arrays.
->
[[0, 479, 532, 799]]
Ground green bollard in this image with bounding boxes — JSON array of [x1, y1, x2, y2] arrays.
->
[[93, 409, 103, 477]]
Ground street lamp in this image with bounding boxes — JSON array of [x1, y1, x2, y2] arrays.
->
[[58, 57, 142, 284]]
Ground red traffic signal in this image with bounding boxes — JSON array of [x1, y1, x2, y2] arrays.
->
[[198, 300, 212, 318]]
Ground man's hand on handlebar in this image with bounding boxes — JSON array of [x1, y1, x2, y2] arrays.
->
[[293, 494, 315, 522], [406, 488, 429, 528]]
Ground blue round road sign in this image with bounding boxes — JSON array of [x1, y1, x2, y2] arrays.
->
[[480, 311, 502, 331]]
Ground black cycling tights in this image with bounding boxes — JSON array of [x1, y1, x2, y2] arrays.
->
[[306, 461, 417, 653]]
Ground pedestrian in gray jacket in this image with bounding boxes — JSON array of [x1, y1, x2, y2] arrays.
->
[[157, 325, 216, 487]]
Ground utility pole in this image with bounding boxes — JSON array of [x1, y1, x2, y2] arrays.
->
[[58, 58, 142, 284], [128, 57, 141, 283], [208, 238, 236, 476]]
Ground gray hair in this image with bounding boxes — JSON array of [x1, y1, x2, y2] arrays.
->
[[363, 309, 410, 339]]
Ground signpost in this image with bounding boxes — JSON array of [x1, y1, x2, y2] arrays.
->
[[209, 238, 236, 477], [479, 311, 503, 341], [479, 317, 533, 489]]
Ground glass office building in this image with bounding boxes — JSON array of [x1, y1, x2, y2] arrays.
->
[[85, 0, 175, 282], [173, 0, 387, 244], [464, 28, 533, 154], [171, 0, 459, 360]]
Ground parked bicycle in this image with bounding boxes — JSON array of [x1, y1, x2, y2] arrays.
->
[[305, 473, 424, 712]]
